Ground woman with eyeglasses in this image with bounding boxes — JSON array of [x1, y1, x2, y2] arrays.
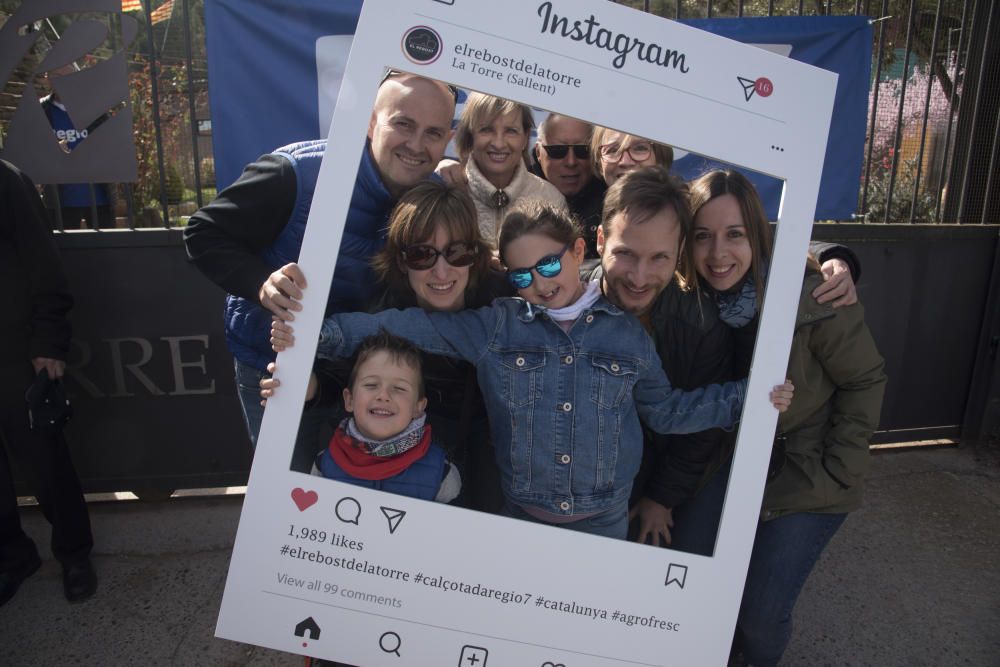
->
[[272, 201, 793, 539], [590, 127, 674, 187], [454, 93, 566, 247], [263, 182, 512, 511]]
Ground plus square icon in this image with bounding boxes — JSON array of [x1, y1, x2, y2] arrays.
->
[[459, 645, 488, 666]]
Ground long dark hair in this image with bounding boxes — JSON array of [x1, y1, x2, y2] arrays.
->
[[687, 170, 773, 299]]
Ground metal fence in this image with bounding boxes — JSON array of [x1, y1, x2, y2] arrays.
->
[[616, 0, 1000, 224], [0, 0, 214, 231], [2, 0, 996, 226]]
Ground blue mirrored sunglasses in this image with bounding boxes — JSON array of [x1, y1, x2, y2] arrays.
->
[[506, 242, 572, 289]]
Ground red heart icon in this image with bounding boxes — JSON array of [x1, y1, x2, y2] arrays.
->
[[291, 488, 318, 511]]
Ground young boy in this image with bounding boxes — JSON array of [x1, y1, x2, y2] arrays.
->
[[289, 330, 460, 502]]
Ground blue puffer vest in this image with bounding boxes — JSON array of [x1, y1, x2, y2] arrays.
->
[[223, 139, 394, 370], [315, 441, 447, 501]]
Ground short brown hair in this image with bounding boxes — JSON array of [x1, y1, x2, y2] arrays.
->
[[454, 93, 534, 164], [590, 127, 674, 179], [497, 201, 581, 267], [371, 181, 490, 296], [686, 170, 773, 298], [602, 166, 691, 237], [348, 329, 425, 398]]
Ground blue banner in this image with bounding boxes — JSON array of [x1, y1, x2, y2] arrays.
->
[[205, 2, 870, 219]]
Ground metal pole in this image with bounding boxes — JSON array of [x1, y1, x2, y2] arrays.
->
[[143, 0, 171, 227], [861, 0, 891, 218], [934, 0, 972, 222], [909, 0, 944, 222], [884, 0, 919, 223], [182, 0, 203, 208], [956, 0, 996, 224]]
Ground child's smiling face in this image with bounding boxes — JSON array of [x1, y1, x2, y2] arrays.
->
[[503, 233, 586, 310], [343, 350, 427, 441]]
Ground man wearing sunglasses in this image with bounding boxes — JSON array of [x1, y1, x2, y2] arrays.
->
[[531, 114, 607, 257], [184, 72, 456, 459]]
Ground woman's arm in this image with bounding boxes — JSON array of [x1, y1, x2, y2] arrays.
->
[[810, 302, 887, 489]]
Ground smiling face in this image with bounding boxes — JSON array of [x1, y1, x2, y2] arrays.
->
[[597, 131, 659, 187], [471, 109, 528, 189], [367, 76, 455, 196], [343, 350, 427, 441], [405, 224, 470, 312], [503, 233, 586, 309], [598, 207, 682, 317], [535, 115, 593, 197], [692, 193, 753, 291]]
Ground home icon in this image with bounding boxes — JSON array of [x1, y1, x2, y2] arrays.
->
[[294, 616, 321, 640]]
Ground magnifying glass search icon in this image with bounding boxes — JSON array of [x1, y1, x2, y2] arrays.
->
[[379, 630, 402, 657]]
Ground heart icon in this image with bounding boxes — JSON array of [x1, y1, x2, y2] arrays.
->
[[291, 488, 318, 511], [541, 662, 565, 667]]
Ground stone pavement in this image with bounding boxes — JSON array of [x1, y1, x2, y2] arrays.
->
[[3, 445, 998, 666]]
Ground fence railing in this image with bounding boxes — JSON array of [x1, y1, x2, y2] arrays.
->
[[1, 0, 997, 226], [615, 0, 999, 223]]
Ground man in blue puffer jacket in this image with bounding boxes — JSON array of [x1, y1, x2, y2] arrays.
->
[[184, 73, 456, 471]]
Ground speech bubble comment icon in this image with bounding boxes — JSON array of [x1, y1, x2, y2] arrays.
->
[[379, 630, 401, 657], [291, 488, 318, 512], [335, 497, 362, 525]]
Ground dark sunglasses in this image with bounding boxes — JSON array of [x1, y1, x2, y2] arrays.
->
[[400, 242, 478, 271], [506, 242, 572, 289], [540, 143, 590, 160], [380, 69, 459, 102]]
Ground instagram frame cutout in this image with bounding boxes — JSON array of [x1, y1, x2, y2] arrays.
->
[[216, 1, 836, 665]]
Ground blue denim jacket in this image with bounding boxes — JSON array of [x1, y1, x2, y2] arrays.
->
[[318, 296, 745, 517]]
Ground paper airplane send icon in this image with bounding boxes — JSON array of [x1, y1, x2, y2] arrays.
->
[[380, 506, 407, 534], [737, 76, 757, 101]]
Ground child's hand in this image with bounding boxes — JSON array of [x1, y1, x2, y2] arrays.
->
[[259, 362, 279, 407], [271, 317, 295, 352], [770, 379, 794, 413]]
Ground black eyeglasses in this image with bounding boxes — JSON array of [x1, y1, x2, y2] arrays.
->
[[598, 141, 653, 163], [400, 242, 479, 271], [540, 144, 590, 160], [380, 69, 459, 102], [506, 242, 573, 289]]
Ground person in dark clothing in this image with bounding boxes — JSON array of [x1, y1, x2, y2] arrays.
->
[[183, 72, 457, 469], [530, 114, 607, 258], [0, 159, 96, 606]]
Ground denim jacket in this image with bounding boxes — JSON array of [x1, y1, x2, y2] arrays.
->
[[318, 296, 745, 518]]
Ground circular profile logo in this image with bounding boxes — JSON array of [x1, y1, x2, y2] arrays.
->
[[402, 26, 442, 65]]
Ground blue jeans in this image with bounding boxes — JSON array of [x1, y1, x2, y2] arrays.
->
[[502, 499, 629, 539], [234, 360, 342, 473], [736, 511, 847, 667]]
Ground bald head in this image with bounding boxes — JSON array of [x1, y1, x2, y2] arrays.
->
[[367, 73, 456, 196]]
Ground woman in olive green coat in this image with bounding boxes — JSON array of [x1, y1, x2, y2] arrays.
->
[[687, 169, 887, 667]]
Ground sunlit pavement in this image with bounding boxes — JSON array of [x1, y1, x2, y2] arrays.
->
[[4, 445, 998, 666]]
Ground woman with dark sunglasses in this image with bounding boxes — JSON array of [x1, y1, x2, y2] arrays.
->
[[263, 182, 512, 511], [272, 201, 794, 540], [454, 93, 566, 247]]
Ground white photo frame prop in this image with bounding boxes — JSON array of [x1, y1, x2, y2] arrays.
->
[[216, 1, 836, 665]]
